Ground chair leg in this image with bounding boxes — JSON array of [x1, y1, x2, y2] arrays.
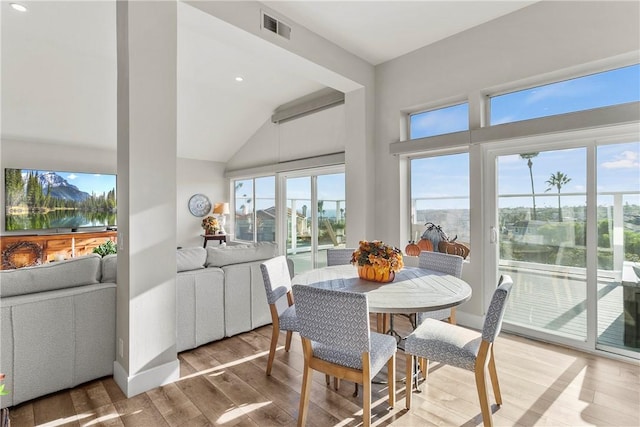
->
[[419, 357, 429, 379], [324, 375, 345, 393], [488, 347, 502, 405], [284, 330, 293, 352], [475, 366, 493, 427], [405, 353, 413, 409], [387, 353, 396, 408], [362, 353, 372, 427], [298, 363, 313, 427], [266, 327, 280, 376], [363, 377, 372, 427]]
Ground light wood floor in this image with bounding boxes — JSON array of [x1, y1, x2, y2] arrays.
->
[[7, 315, 640, 427]]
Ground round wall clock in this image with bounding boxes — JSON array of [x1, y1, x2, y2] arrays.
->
[[188, 194, 212, 217]]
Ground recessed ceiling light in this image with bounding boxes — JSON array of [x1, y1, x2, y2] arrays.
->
[[10, 3, 28, 12], [235, 76, 244, 82]]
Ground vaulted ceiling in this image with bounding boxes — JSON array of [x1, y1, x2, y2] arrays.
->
[[1, 1, 536, 162]]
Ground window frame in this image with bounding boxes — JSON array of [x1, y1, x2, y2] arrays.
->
[[407, 146, 471, 251], [231, 175, 276, 243]]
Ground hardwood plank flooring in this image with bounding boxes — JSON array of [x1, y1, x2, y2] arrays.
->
[[6, 315, 640, 426]]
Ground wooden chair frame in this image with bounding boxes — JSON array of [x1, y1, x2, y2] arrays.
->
[[265, 291, 294, 376], [406, 339, 501, 426], [298, 337, 396, 427]]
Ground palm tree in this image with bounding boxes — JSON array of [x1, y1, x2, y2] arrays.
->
[[520, 153, 539, 220], [545, 171, 571, 222]]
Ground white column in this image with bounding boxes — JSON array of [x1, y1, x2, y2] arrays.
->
[[345, 88, 375, 246], [114, 0, 179, 397]]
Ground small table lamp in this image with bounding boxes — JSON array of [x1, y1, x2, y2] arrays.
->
[[213, 202, 230, 234]]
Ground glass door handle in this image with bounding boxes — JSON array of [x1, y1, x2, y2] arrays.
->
[[490, 226, 498, 244]]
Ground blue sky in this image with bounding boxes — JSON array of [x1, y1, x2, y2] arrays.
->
[[498, 143, 640, 208], [409, 142, 640, 210], [409, 64, 640, 209], [411, 64, 640, 136], [491, 64, 640, 125]]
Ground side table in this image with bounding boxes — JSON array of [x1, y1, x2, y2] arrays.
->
[[202, 234, 227, 248]]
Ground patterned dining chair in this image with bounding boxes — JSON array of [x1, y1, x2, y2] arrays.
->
[[326, 246, 361, 393], [292, 284, 397, 427], [259, 255, 297, 376], [413, 251, 465, 375], [416, 251, 464, 325], [404, 275, 513, 427], [326, 248, 355, 266], [328, 247, 388, 341]]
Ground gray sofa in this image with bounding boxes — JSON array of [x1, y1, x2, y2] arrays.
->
[[176, 242, 280, 352], [0, 254, 117, 408], [0, 242, 282, 408]]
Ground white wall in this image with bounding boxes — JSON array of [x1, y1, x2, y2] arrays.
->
[[226, 104, 346, 171], [177, 158, 227, 248], [374, 1, 640, 317]]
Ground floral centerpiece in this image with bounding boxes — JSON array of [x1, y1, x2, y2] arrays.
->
[[202, 216, 220, 235], [351, 240, 404, 283]]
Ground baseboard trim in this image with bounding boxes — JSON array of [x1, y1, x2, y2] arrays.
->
[[113, 359, 180, 398]]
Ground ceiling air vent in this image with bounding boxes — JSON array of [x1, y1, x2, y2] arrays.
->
[[262, 11, 291, 40]]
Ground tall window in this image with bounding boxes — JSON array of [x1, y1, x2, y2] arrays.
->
[[410, 152, 470, 248], [409, 103, 469, 139], [233, 176, 275, 242], [490, 63, 640, 125]]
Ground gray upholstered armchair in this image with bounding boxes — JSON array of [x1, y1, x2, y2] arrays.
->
[[404, 275, 513, 427], [292, 284, 397, 427]]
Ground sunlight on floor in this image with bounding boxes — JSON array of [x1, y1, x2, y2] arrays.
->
[[38, 412, 92, 427], [83, 413, 121, 426], [216, 402, 272, 424], [178, 348, 275, 381]]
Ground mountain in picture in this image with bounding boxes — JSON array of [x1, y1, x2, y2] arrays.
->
[[37, 172, 91, 202]]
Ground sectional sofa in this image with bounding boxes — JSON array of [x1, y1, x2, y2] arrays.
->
[[0, 242, 284, 408], [176, 242, 285, 352], [0, 254, 116, 408]]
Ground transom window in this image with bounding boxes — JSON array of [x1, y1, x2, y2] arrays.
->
[[490, 63, 640, 125], [409, 103, 469, 139]]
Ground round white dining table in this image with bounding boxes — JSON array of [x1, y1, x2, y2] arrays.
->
[[291, 265, 472, 315]]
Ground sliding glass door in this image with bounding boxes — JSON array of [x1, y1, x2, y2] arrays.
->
[[282, 167, 345, 274], [488, 136, 639, 358], [595, 141, 640, 355], [496, 147, 588, 342]]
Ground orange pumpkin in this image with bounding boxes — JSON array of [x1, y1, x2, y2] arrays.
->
[[357, 265, 395, 283], [438, 241, 470, 259], [405, 242, 421, 256], [417, 239, 433, 252]]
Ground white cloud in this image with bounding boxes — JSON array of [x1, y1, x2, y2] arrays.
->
[[601, 150, 639, 169], [67, 173, 78, 180]]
